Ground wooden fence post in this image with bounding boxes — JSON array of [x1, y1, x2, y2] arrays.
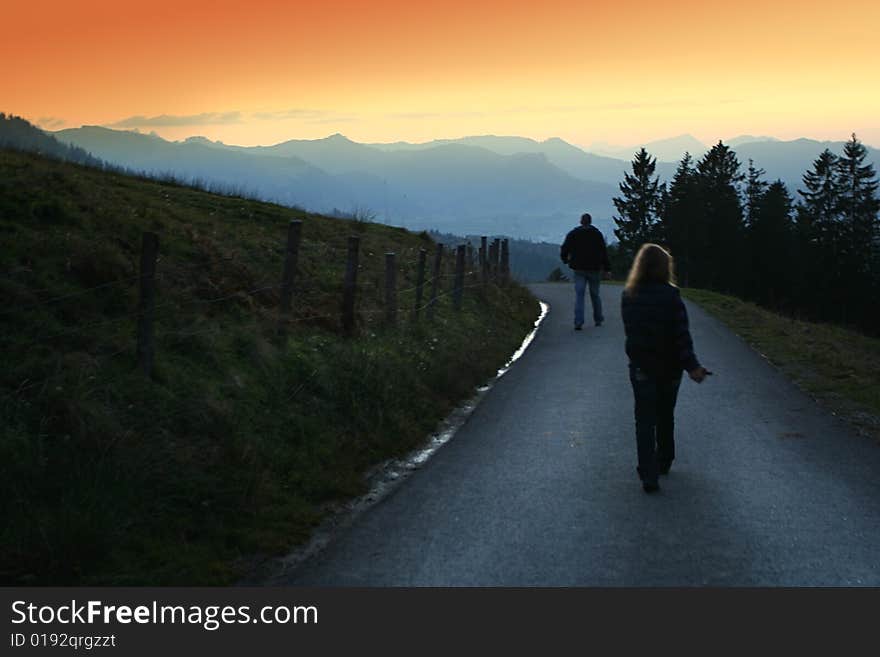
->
[[342, 236, 360, 335], [480, 236, 488, 287], [487, 239, 494, 280], [137, 231, 159, 377], [500, 238, 510, 284], [279, 220, 302, 324], [427, 243, 443, 320], [453, 244, 466, 310], [489, 239, 498, 281], [385, 252, 397, 325], [414, 248, 427, 319]]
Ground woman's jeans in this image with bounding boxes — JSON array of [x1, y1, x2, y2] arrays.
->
[[628, 365, 682, 483]]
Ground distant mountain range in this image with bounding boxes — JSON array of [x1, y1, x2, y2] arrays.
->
[[31, 122, 880, 243], [52, 128, 621, 241], [590, 134, 709, 162], [589, 133, 782, 162]]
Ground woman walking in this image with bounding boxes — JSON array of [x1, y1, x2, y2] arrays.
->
[[621, 244, 709, 493]]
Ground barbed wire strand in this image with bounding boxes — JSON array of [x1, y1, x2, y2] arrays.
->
[[2, 242, 516, 401], [1, 282, 285, 349], [3, 281, 512, 404], [3, 273, 144, 313]]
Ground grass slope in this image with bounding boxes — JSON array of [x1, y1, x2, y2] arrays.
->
[[682, 287, 880, 442], [0, 149, 538, 584]]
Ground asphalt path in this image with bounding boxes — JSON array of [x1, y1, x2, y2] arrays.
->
[[283, 282, 880, 585]]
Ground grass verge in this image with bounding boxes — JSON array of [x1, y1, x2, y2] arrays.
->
[[0, 149, 538, 584], [682, 287, 880, 442]]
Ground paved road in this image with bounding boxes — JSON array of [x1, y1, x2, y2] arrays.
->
[[283, 282, 880, 585]]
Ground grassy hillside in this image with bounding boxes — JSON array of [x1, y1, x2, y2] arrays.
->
[[0, 149, 538, 584], [682, 288, 880, 442]]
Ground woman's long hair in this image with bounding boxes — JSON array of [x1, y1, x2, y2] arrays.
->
[[623, 243, 676, 295]]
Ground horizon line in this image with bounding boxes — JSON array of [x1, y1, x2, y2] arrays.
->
[[40, 121, 879, 156]]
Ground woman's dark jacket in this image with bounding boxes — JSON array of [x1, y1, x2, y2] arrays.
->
[[621, 282, 700, 378]]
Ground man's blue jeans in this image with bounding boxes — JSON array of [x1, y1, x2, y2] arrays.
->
[[629, 365, 682, 483], [573, 270, 603, 327]]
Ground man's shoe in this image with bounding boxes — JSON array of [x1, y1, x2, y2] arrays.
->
[[574, 324, 583, 331], [595, 321, 603, 327], [642, 481, 660, 493], [658, 462, 672, 475]]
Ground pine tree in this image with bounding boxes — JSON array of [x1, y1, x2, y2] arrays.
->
[[747, 180, 794, 306], [835, 134, 879, 273], [797, 149, 840, 245], [795, 149, 841, 317], [695, 141, 745, 293], [656, 184, 670, 244], [744, 159, 768, 228], [612, 148, 665, 258], [662, 153, 701, 287], [834, 134, 879, 325]]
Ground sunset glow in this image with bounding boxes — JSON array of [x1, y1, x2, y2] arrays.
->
[[4, 0, 878, 146]]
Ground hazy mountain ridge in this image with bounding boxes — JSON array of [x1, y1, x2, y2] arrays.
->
[[369, 134, 630, 184], [0, 113, 104, 167], [733, 138, 880, 192], [54, 125, 355, 211], [591, 134, 709, 162], [726, 135, 780, 147], [47, 123, 879, 243], [53, 127, 619, 241]]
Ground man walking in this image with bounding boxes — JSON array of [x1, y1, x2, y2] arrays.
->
[[560, 213, 611, 330]]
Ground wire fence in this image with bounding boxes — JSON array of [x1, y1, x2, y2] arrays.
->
[[2, 224, 515, 400]]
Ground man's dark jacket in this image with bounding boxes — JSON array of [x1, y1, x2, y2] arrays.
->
[[560, 225, 610, 272], [621, 282, 700, 378]]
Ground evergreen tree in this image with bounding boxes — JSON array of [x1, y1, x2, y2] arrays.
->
[[662, 153, 702, 287], [612, 147, 665, 258], [605, 137, 880, 335], [835, 134, 879, 273], [834, 134, 879, 324], [796, 149, 841, 317], [605, 242, 631, 280], [747, 180, 794, 306], [695, 141, 745, 293], [744, 159, 768, 227], [797, 149, 840, 244]]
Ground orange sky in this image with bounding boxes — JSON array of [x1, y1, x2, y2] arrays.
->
[[3, 0, 878, 147]]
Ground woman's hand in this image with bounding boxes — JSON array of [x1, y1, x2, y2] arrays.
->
[[688, 366, 711, 383]]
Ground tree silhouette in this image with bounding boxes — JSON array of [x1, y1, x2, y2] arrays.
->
[[661, 153, 702, 287], [836, 134, 879, 271], [834, 134, 879, 324], [744, 159, 768, 228], [795, 149, 842, 318], [616, 136, 880, 334], [798, 149, 841, 244], [612, 147, 665, 259], [747, 180, 794, 306], [695, 141, 745, 293]]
